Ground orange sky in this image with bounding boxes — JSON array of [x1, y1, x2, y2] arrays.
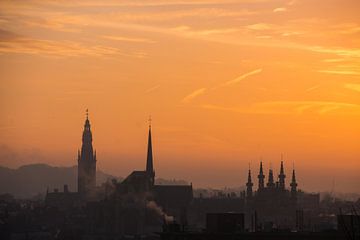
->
[[0, 0, 359, 193]]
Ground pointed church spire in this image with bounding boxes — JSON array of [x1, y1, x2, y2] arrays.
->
[[278, 160, 286, 190], [290, 167, 298, 199], [258, 162, 265, 191], [267, 167, 275, 188], [146, 116, 155, 184], [246, 164, 253, 198]]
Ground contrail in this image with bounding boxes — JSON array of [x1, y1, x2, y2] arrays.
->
[[182, 87, 207, 103], [223, 68, 263, 86]]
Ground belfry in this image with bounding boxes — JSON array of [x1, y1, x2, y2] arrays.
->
[[77, 110, 97, 196]]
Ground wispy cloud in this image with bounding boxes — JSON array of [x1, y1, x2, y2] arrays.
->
[[201, 101, 360, 115], [182, 88, 207, 103], [257, 101, 360, 115], [273, 7, 287, 13], [0, 29, 149, 58], [344, 83, 360, 93], [246, 23, 272, 31], [305, 85, 320, 92], [102, 35, 156, 43], [145, 85, 161, 93], [181, 68, 263, 104], [223, 68, 263, 86], [317, 70, 360, 75], [0, 38, 120, 57], [322, 58, 346, 63]]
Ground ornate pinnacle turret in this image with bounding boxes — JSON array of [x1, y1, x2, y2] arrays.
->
[[290, 168, 298, 199], [267, 167, 275, 188], [258, 162, 265, 191], [246, 165, 253, 198], [278, 160, 286, 190]]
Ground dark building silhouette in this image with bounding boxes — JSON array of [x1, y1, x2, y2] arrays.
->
[[45, 111, 99, 206], [3, 111, 357, 239], [246, 167, 253, 199], [242, 160, 320, 231], [290, 168, 298, 200], [116, 120, 193, 224], [258, 162, 265, 190], [246, 161, 297, 229], [77, 110, 97, 196], [147, 121, 155, 185], [118, 120, 156, 194]]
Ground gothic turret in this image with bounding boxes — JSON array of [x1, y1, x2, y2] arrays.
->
[[77, 110, 97, 196], [278, 161, 286, 190], [267, 168, 275, 188], [246, 167, 253, 198], [258, 162, 265, 191], [290, 168, 298, 199], [146, 117, 155, 185]]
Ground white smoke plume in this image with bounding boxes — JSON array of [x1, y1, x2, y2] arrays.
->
[[146, 200, 174, 223]]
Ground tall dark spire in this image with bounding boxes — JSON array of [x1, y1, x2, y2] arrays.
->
[[146, 116, 155, 184], [278, 159, 286, 190], [246, 165, 253, 198], [78, 110, 97, 196], [290, 168, 298, 199], [258, 162, 265, 191], [267, 167, 275, 188]]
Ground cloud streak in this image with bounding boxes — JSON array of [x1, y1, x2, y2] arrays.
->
[[201, 101, 360, 115], [145, 85, 161, 93], [182, 88, 207, 103], [102, 35, 156, 44], [344, 83, 360, 93], [273, 7, 287, 13], [223, 68, 263, 86]]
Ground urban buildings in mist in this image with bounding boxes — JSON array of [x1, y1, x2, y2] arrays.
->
[[0, 112, 359, 240]]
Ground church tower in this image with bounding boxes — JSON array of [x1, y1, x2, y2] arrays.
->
[[146, 117, 155, 186], [290, 168, 298, 199], [246, 166, 253, 198], [258, 162, 265, 191], [278, 160, 286, 190], [267, 168, 275, 188], [78, 110, 96, 196]]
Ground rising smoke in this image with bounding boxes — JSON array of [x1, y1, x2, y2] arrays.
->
[[146, 200, 174, 223]]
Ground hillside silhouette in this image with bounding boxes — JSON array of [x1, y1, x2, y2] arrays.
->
[[0, 164, 121, 198]]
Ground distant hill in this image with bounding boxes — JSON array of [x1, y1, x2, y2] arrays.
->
[[0, 164, 121, 198]]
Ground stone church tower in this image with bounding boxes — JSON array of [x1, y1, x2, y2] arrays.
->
[[78, 110, 96, 196]]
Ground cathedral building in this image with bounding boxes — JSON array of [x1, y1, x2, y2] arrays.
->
[[245, 161, 297, 229]]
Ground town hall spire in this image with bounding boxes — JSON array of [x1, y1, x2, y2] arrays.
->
[[78, 109, 97, 196]]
